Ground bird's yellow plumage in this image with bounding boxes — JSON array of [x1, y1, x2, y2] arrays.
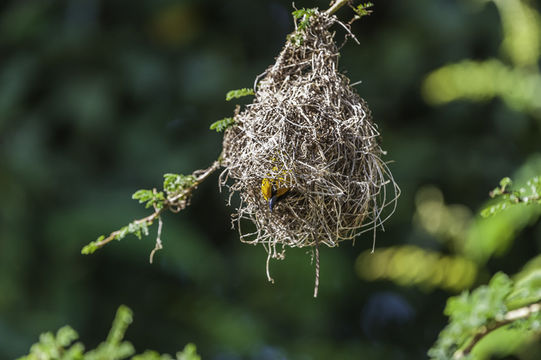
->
[[261, 178, 273, 201], [261, 177, 290, 211], [274, 186, 289, 198]]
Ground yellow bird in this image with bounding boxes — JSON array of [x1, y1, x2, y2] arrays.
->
[[261, 178, 290, 211]]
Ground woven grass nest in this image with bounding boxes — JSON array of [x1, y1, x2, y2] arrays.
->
[[219, 10, 399, 293]]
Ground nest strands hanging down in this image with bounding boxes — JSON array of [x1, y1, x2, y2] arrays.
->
[[220, 11, 399, 281]]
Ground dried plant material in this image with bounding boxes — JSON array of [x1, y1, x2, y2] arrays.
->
[[219, 10, 399, 293]]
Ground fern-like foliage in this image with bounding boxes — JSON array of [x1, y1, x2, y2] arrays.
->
[[209, 117, 235, 132], [481, 176, 541, 218], [429, 175, 541, 359], [429, 271, 541, 359], [18, 306, 201, 360], [133, 189, 166, 209], [18, 326, 84, 360], [225, 88, 254, 101], [292, 8, 317, 31], [163, 173, 197, 197], [289, 8, 317, 45], [428, 273, 513, 359], [354, 2, 374, 18], [82, 173, 198, 255]]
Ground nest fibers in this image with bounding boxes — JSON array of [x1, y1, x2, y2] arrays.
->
[[219, 10, 399, 288]]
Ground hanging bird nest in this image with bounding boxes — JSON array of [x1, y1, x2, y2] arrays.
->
[[219, 10, 399, 291]]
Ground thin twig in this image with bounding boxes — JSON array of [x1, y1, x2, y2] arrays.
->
[[325, 0, 350, 15], [94, 212, 162, 250], [149, 215, 163, 263], [94, 159, 222, 251], [453, 302, 541, 359]]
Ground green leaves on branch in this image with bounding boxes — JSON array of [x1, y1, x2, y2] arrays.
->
[[353, 2, 374, 18], [81, 236, 103, 255], [82, 173, 197, 255], [133, 345, 200, 360], [18, 305, 200, 360], [289, 8, 317, 45], [290, 3, 373, 46], [82, 218, 152, 255], [18, 326, 83, 360], [132, 173, 197, 210], [210, 88, 254, 132], [163, 173, 196, 197], [428, 272, 541, 359], [481, 176, 541, 218], [209, 117, 235, 132], [133, 189, 165, 209], [434, 169, 541, 355], [225, 88, 254, 101], [434, 273, 512, 358], [429, 174, 541, 358], [292, 8, 317, 31]]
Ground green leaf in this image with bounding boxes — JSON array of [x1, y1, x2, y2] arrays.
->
[[500, 177, 512, 189], [132, 189, 153, 202], [481, 202, 510, 218], [482, 175, 541, 217], [225, 88, 254, 101], [354, 2, 374, 18], [133, 351, 173, 360], [16, 325, 84, 360], [292, 7, 316, 27], [132, 189, 165, 209], [163, 173, 196, 195], [81, 236, 103, 255], [290, 7, 317, 45], [507, 269, 541, 309], [56, 326, 79, 347], [429, 272, 513, 358], [19, 306, 195, 360], [209, 117, 235, 132], [176, 343, 201, 360], [106, 305, 133, 345]]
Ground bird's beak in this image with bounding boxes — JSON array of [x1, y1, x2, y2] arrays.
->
[[269, 195, 278, 212]]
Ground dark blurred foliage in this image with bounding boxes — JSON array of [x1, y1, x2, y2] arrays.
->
[[1, 0, 541, 359]]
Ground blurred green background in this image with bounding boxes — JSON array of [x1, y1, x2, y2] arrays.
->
[[1, 0, 541, 359]]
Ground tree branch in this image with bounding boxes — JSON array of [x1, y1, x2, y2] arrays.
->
[[325, 0, 350, 15], [91, 159, 222, 251], [453, 302, 541, 359]]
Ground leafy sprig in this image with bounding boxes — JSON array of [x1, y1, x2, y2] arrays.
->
[[289, 8, 317, 45], [292, 8, 317, 31], [83, 161, 220, 259], [429, 272, 541, 359], [133, 189, 165, 209], [209, 117, 235, 132], [353, 2, 374, 18], [18, 306, 200, 360], [209, 89, 254, 132], [225, 88, 254, 101], [163, 173, 197, 197], [18, 326, 84, 360], [429, 273, 512, 359], [430, 175, 541, 359], [481, 176, 541, 217]]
